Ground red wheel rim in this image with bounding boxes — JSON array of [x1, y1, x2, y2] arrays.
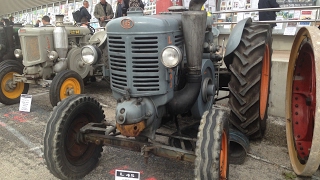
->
[[260, 44, 270, 120], [220, 130, 228, 179], [291, 42, 315, 163]]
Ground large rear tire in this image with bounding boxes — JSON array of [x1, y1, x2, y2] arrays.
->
[[49, 70, 84, 107], [43, 95, 105, 179], [194, 106, 229, 180], [0, 60, 29, 105], [286, 27, 320, 176], [228, 23, 272, 139]]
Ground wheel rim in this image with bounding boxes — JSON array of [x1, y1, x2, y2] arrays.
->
[[60, 77, 82, 100], [1, 71, 24, 99], [220, 130, 228, 179], [292, 42, 315, 163], [66, 113, 96, 165], [259, 43, 270, 120], [286, 27, 320, 176]]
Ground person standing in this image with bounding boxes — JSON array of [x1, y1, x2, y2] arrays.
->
[[80, 0, 92, 22], [115, 0, 124, 18], [34, 16, 51, 27], [258, 0, 280, 28], [8, 16, 14, 25], [94, 0, 114, 28]]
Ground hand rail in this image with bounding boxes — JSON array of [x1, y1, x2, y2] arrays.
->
[[212, 6, 320, 27]]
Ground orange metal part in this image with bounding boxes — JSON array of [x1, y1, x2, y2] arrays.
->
[[116, 121, 146, 137]]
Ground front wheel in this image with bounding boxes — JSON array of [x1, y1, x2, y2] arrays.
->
[[49, 70, 84, 106], [194, 105, 229, 180], [43, 95, 105, 179], [0, 60, 29, 105]]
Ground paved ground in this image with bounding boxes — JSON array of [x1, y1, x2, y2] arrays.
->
[[0, 81, 319, 180]]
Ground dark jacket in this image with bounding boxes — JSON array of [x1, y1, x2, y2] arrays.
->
[[258, 0, 279, 28], [80, 6, 92, 22]]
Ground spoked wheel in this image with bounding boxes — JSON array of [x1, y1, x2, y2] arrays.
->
[[49, 70, 84, 106], [286, 27, 320, 176], [44, 95, 105, 179], [0, 60, 28, 105], [228, 23, 272, 139], [194, 106, 229, 180]]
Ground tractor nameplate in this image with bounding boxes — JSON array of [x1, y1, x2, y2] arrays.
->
[[121, 19, 134, 29], [70, 30, 80, 35]]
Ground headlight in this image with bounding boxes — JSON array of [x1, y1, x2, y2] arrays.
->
[[14, 49, 22, 58], [48, 51, 58, 61], [161, 46, 182, 68], [81, 45, 99, 65]]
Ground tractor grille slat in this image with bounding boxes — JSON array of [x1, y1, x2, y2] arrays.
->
[[109, 35, 162, 94]]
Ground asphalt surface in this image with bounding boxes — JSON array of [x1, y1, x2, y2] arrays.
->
[[0, 80, 320, 180]]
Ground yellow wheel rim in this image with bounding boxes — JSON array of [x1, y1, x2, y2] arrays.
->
[[1, 72, 24, 99], [59, 77, 82, 100]]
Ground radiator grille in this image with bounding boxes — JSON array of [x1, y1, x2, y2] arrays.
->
[[25, 36, 40, 62], [108, 35, 160, 93]]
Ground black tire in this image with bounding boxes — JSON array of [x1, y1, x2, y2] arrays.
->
[[49, 70, 84, 107], [0, 59, 23, 68], [228, 23, 272, 139], [43, 95, 105, 179], [0, 60, 29, 105], [194, 106, 229, 180]]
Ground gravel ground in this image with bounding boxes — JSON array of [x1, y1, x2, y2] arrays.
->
[[0, 81, 319, 180]]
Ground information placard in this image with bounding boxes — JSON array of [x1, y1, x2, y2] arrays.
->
[[19, 94, 32, 112], [115, 170, 140, 180]]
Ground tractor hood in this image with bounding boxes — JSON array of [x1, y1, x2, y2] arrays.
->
[[106, 13, 182, 34]]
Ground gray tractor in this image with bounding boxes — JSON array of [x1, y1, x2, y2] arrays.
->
[[43, 0, 272, 179], [0, 15, 108, 106]]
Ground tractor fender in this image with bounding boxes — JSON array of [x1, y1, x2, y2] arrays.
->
[[89, 31, 107, 47], [223, 17, 252, 68]]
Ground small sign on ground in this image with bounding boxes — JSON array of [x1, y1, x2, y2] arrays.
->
[[19, 94, 32, 112], [115, 169, 140, 180]]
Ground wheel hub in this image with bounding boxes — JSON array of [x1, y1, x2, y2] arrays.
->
[[201, 77, 214, 103], [5, 79, 17, 92]]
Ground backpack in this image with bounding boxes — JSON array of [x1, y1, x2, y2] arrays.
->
[[72, 9, 82, 23]]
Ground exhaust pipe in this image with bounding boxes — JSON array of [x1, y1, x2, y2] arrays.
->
[[167, 10, 207, 115], [53, 15, 68, 73]]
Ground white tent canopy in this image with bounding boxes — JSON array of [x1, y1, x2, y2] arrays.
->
[[1, 0, 83, 17]]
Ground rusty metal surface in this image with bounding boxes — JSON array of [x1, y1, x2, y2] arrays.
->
[[116, 121, 146, 137], [84, 133, 196, 163]]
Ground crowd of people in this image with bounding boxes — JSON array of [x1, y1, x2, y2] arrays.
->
[[1, 0, 144, 28]]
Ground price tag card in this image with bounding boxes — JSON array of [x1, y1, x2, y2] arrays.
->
[[19, 94, 32, 112], [115, 170, 140, 180]]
